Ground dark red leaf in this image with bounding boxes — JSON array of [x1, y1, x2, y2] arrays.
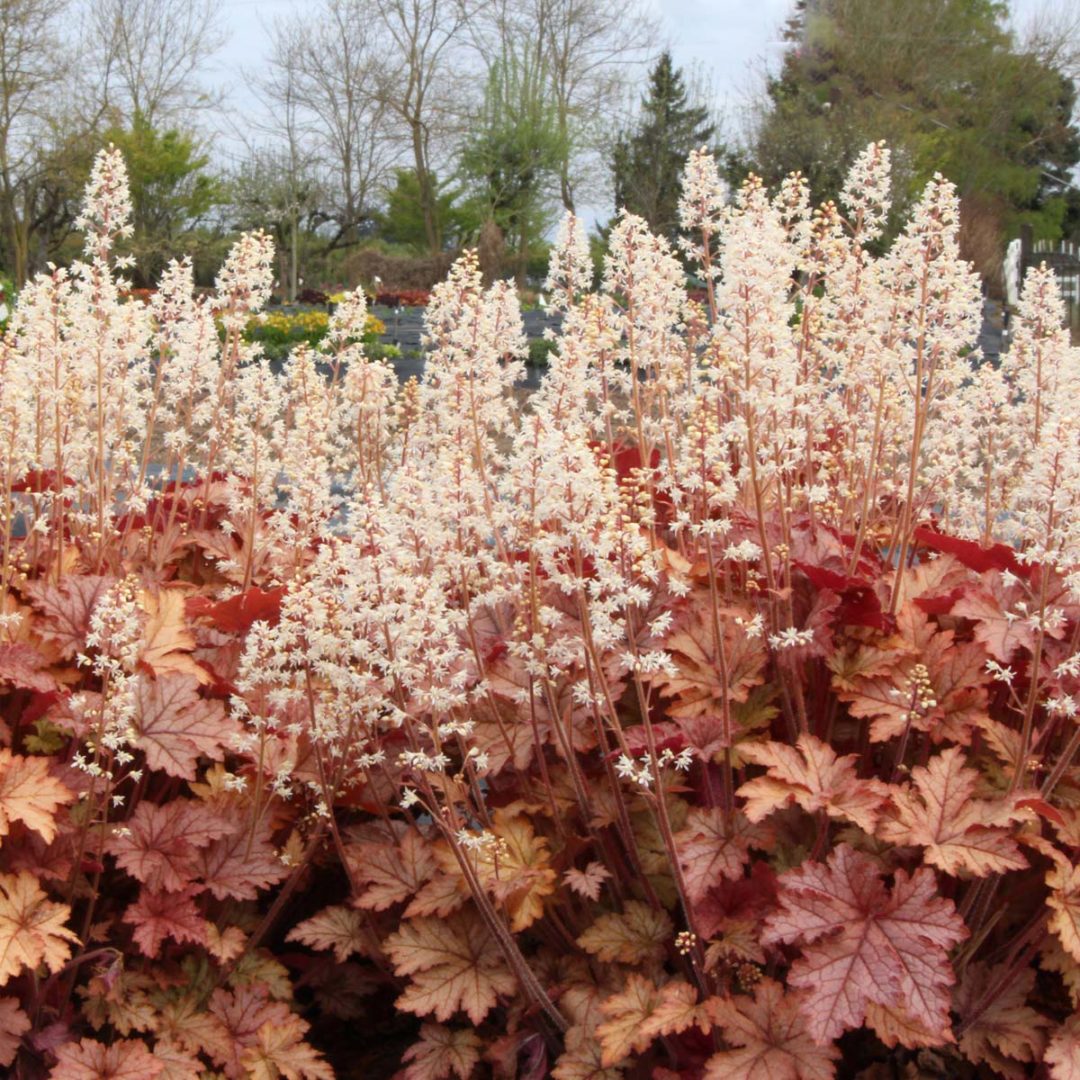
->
[[914, 585, 967, 615], [1015, 796, 1066, 827], [20, 691, 59, 726], [192, 658, 237, 700], [10, 470, 73, 495], [617, 723, 687, 760], [186, 587, 285, 634], [693, 860, 778, 940], [588, 440, 673, 526], [0, 645, 58, 692], [484, 638, 509, 665], [795, 562, 892, 631], [913, 527, 1030, 579]]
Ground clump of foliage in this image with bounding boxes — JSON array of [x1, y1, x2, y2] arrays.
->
[[103, 111, 224, 287], [374, 169, 481, 255], [526, 337, 558, 367], [461, 47, 568, 285], [4, 143, 1080, 1079], [752, 0, 1080, 259]]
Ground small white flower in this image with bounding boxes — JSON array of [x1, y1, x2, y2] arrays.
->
[[769, 627, 815, 649]]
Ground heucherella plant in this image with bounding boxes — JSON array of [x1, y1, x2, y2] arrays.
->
[[3, 144, 1080, 1079]]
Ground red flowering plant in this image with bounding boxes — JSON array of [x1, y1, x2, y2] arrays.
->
[[2, 141, 1080, 1078], [374, 289, 431, 308]]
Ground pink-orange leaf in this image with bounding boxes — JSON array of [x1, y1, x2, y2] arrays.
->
[[675, 809, 761, 904], [596, 975, 710, 1068], [551, 1030, 624, 1080], [563, 862, 612, 902], [705, 978, 839, 1080], [877, 747, 1027, 876], [401, 1023, 483, 1080], [1049, 1014, 1080, 1080], [738, 735, 888, 833], [595, 974, 661, 1066], [384, 908, 517, 1025], [0, 871, 78, 985], [649, 600, 767, 739], [577, 900, 673, 966], [106, 800, 233, 893], [0, 749, 73, 843], [138, 588, 207, 681], [206, 924, 247, 963], [0, 643, 58, 692], [238, 1014, 334, 1080], [193, 818, 287, 900], [155, 994, 231, 1062], [951, 580, 1042, 662], [761, 844, 967, 1044], [471, 811, 557, 931], [206, 985, 294, 1078], [24, 575, 116, 660], [347, 828, 437, 912], [865, 1000, 940, 1049], [124, 887, 207, 958], [152, 1040, 205, 1080], [955, 963, 1047, 1072], [1048, 860, 1080, 964], [49, 1038, 163, 1080], [132, 675, 240, 780], [834, 608, 987, 746], [287, 906, 371, 963], [0, 996, 29, 1067], [648, 978, 710, 1037]]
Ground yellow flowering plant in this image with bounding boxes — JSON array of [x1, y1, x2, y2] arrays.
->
[[240, 309, 384, 350]]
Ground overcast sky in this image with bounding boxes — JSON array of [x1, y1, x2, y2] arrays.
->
[[210, 0, 795, 145], [643, 0, 793, 127], [210, 0, 1064, 139]]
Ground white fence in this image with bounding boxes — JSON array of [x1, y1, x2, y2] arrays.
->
[[1027, 236, 1080, 340]]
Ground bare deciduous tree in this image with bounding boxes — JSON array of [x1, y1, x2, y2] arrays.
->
[[1016, 0, 1080, 81], [373, 0, 478, 253], [263, 1, 399, 257], [263, 0, 478, 257], [258, 0, 656, 263], [0, 0, 70, 283], [84, 0, 227, 126]]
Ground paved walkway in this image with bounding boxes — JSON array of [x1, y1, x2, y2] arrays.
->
[[373, 306, 562, 354], [373, 300, 1009, 385], [979, 299, 1005, 362]]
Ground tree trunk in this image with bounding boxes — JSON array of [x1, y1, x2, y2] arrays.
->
[[516, 232, 528, 289], [411, 123, 440, 256], [12, 219, 27, 288], [0, 164, 25, 286], [559, 169, 575, 214], [291, 204, 299, 304], [556, 96, 574, 212]]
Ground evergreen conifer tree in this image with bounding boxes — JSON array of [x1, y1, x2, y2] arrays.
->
[[611, 52, 714, 241]]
